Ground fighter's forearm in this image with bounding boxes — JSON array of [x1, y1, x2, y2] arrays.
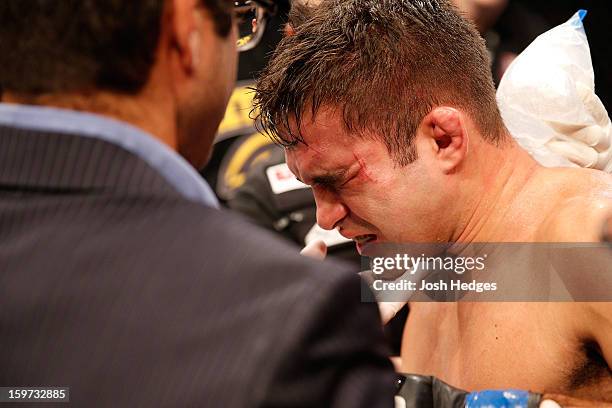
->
[[542, 393, 612, 408]]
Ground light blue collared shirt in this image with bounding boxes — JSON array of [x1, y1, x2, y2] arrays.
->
[[0, 103, 219, 208]]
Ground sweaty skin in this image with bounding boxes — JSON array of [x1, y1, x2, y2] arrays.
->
[[285, 106, 612, 402]]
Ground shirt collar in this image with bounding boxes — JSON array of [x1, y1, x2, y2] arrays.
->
[[0, 103, 219, 208]]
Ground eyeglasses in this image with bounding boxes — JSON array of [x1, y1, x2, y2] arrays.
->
[[234, 0, 286, 52]]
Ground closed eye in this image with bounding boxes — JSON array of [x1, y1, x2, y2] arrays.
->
[[311, 182, 336, 194], [315, 175, 356, 193], [312, 175, 342, 191]]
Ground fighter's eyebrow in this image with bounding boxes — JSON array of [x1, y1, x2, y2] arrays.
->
[[310, 170, 347, 188]]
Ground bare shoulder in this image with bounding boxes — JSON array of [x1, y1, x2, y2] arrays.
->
[[537, 168, 612, 242]]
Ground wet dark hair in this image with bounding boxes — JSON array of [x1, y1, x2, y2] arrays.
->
[[254, 0, 507, 165], [0, 0, 232, 95]]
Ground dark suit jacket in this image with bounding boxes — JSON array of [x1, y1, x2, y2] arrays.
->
[[0, 124, 396, 407]]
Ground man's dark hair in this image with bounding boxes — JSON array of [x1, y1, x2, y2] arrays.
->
[[254, 0, 507, 165], [0, 0, 232, 95]]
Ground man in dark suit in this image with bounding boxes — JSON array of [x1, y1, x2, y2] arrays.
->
[[0, 1, 396, 406]]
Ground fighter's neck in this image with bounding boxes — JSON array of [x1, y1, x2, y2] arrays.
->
[[451, 142, 543, 243]]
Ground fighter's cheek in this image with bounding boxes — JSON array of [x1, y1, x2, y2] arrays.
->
[[345, 201, 383, 226], [364, 170, 400, 190]]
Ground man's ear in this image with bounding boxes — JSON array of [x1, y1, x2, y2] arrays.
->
[[168, 0, 200, 75], [418, 107, 468, 173]]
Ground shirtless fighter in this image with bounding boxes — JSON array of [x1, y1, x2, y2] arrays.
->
[[254, 0, 612, 405]]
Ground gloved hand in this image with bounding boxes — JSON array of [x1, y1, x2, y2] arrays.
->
[[545, 82, 612, 172], [300, 239, 327, 260], [395, 374, 546, 408]]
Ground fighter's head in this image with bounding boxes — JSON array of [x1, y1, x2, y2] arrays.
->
[[254, 0, 511, 248]]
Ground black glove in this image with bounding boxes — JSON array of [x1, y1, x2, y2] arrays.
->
[[396, 374, 542, 408]]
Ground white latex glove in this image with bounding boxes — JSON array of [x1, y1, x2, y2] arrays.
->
[[300, 240, 406, 325], [299, 239, 327, 260], [378, 301, 407, 325], [394, 395, 407, 408], [546, 82, 612, 172]]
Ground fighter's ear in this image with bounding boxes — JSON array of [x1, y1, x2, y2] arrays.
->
[[418, 107, 468, 173]]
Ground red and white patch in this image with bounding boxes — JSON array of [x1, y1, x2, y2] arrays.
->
[[266, 163, 309, 194]]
